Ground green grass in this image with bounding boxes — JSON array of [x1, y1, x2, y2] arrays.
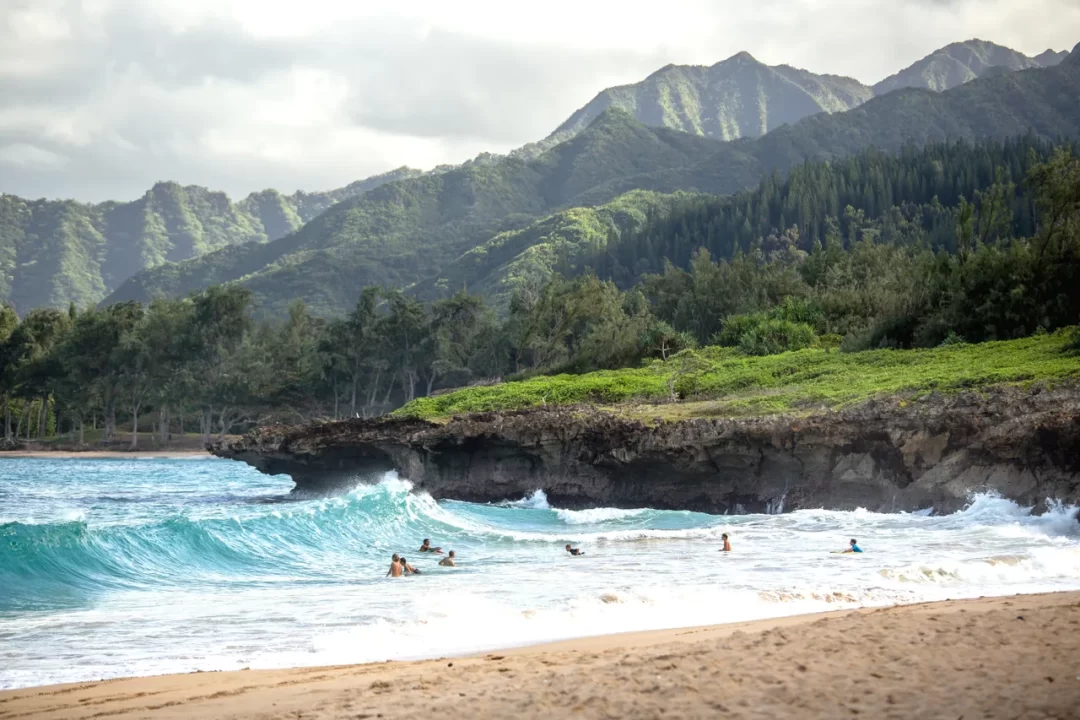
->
[[396, 329, 1080, 420]]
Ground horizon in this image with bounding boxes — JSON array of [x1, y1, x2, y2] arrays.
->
[[1, 0, 1077, 202]]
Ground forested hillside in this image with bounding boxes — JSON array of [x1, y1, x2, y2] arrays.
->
[[7, 39, 1071, 317], [522, 40, 1055, 159], [420, 136, 1068, 309], [104, 51, 1080, 318], [106, 111, 722, 316], [0, 167, 420, 311], [3, 138, 1077, 445], [571, 46, 1080, 212]]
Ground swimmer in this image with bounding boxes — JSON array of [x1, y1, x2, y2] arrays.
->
[[419, 538, 444, 554], [843, 538, 863, 553], [565, 544, 585, 556], [386, 553, 403, 577], [400, 556, 421, 575], [439, 550, 457, 567], [721, 533, 731, 552]]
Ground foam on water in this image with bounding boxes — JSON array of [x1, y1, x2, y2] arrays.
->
[[0, 459, 1078, 690]]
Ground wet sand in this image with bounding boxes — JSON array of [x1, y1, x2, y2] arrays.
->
[[2, 591, 1077, 719]]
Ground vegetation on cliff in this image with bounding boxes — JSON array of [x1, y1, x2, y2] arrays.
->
[[395, 330, 1080, 420], [2, 138, 1078, 444]]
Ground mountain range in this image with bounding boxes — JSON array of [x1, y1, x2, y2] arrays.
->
[[0, 167, 421, 312], [1, 38, 1076, 315]]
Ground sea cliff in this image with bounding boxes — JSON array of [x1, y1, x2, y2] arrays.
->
[[211, 383, 1080, 514]]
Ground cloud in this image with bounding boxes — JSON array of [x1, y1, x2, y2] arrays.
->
[[0, 0, 1076, 202]]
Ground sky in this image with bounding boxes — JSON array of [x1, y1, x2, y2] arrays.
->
[[1, 0, 1077, 202]]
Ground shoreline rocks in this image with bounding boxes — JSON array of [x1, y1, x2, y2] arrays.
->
[[212, 384, 1080, 514]]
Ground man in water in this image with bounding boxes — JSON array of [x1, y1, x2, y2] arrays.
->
[[565, 544, 585, 556], [419, 539, 444, 554], [844, 538, 863, 553], [386, 553, 403, 577], [721, 533, 732, 552], [439, 550, 456, 567], [400, 556, 421, 574]]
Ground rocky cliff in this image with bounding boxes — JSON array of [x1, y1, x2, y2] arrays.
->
[[212, 384, 1080, 514]]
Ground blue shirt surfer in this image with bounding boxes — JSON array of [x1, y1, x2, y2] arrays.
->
[[845, 538, 863, 553]]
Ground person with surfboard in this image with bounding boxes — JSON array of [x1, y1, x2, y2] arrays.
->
[[843, 538, 863, 553], [565, 544, 585, 556], [419, 539, 444, 554]]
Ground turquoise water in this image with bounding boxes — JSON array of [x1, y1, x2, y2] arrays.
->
[[2, 457, 1079, 689]]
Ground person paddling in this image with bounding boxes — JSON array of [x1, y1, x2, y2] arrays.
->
[[843, 538, 863, 553], [720, 533, 732, 552], [419, 539, 444, 554], [565, 544, 585, 556], [400, 556, 421, 574]]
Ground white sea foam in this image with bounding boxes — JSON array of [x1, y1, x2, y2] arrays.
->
[[2, 457, 1079, 691], [554, 507, 649, 524]]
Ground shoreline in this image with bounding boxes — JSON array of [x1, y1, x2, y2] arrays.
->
[[0, 449, 213, 459], [3, 591, 1078, 719]]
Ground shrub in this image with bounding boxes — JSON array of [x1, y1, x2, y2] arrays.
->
[[737, 319, 817, 356]]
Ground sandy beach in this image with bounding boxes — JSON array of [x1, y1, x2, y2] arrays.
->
[[2, 592, 1077, 720]]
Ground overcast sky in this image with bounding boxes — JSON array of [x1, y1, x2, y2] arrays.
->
[[1, 0, 1077, 202]]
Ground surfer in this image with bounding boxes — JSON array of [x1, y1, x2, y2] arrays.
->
[[565, 544, 585, 556], [400, 556, 422, 575], [419, 539, 444, 554], [721, 533, 731, 552], [439, 550, 457, 567], [843, 538, 863, 553], [387, 554, 403, 577]]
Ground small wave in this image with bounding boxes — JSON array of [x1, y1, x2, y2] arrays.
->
[[878, 546, 1080, 585], [501, 490, 550, 510], [554, 507, 648, 525]]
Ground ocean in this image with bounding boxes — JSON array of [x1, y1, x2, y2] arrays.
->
[[1, 457, 1078, 690]]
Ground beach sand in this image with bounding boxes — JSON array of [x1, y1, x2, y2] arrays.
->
[[1, 592, 1077, 719]]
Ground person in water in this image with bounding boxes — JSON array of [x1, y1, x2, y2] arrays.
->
[[844, 538, 863, 553], [400, 556, 421, 574], [419, 539, 444, 554], [565, 544, 585, 556], [387, 553, 403, 577], [439, 550, 456, 567], [721, 533, 732, 552]]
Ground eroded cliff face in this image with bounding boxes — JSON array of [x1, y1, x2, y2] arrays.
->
[[212, 384, 1080, 514]]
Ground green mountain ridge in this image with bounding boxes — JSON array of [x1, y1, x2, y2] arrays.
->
[[549, 51, 875, 144], [104, 54, 1080, 318], [0, 167, 421, 312], [519, 39, 1056, 160], [872, 39, 1044, 95], [570, 52, 1080, 205], [105, 111, 722, 316]]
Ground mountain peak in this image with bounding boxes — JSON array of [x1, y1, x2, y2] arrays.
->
[[873, 39, 1040, 95], [721, 50, 760, 65]]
